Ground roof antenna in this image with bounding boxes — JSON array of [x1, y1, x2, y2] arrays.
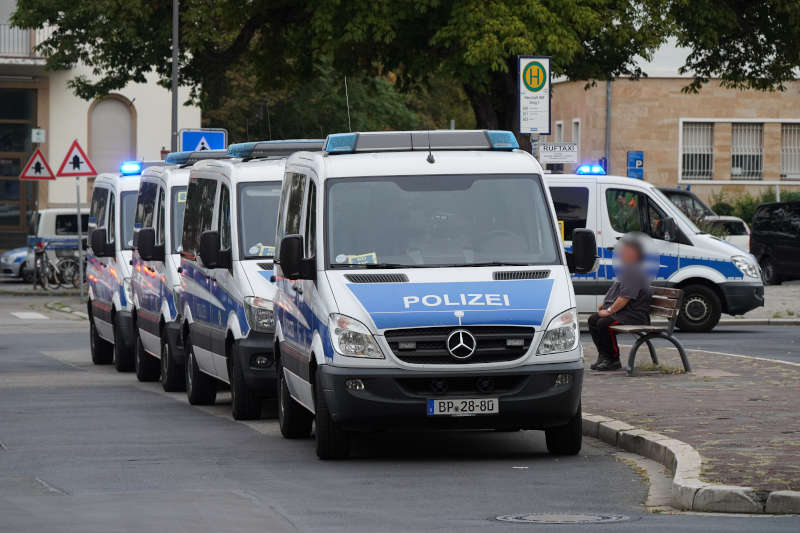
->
[[344, 76, 352, 133], [426, 130, 435, 164]]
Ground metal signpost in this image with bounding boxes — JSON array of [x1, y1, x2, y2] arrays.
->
[[517, 56, 551, 156], [56, 140, 98, 301]]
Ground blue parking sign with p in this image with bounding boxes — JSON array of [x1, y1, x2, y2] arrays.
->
[[179, 129, 227, 151]]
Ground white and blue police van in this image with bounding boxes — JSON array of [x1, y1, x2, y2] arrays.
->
[[88, 161, 162, 370], [546, 167, 764, 332], [178, 140, 324, 420], [130, 150, 229, 390], [273, 130, 598, 459]]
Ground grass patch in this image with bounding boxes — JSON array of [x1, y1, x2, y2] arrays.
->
[[635, 363, 686, 374]]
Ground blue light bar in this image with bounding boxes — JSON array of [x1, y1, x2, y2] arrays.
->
[[576, 164, 606, 175], [486, 130, 519, 150], [228, 139, 324, 158], [120, 161, 142, 175], [165, 149, 228, 165], [324, 133, 358, 153], [226, 142, 260, 158]]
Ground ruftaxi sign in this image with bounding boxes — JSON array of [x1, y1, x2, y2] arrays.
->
[[517, 56, 551, 135], [539, 142, 578, 164]]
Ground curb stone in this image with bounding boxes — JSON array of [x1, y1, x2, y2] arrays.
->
[[578, 317, 800, 328], [44, 301, 88, 319], [583, 412, 800, 514]]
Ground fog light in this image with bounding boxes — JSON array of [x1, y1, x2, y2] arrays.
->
[[555, 373, 571, 386], [345, 378, 365, 392], [506, 338, 524, 347], [398, 341, 416, 350], [250, 353, 274, 369]]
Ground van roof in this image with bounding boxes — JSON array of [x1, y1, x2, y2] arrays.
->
[[93, 172, 142, 192], [189, 157, 288, 184], [140, 164, 191, 188], [290, 149, 544, 180], [546, 173, 658, 187]]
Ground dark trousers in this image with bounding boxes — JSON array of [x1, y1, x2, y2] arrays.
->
[[588, 313, 620, 359]]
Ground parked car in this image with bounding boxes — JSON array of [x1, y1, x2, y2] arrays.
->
[[0, 247, 30, 281], [702, 215, 751, 251], [658, 187, 715, 219], [750, 201, 800, 285]]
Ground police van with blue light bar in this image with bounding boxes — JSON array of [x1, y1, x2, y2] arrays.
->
[[87, 160, 163, 370], [273, 130, 598, 459], [546, 168, 764, 332], [129, 150, 229, 390], [177, 139, 324, 420]]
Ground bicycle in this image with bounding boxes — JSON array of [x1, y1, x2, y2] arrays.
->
[[57, 253, 83, 288], [33, 241, 61, 290]]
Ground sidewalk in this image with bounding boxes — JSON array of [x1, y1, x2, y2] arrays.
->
[[581, 343, 800, 493]]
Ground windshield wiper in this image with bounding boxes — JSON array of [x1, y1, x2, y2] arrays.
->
[[334, 262, 419, 269], [448, 261, 536, 267]]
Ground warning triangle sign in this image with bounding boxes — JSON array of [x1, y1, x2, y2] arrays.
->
[[20, 149, 55, 180], [56, 139, 98, 177], [194, 136, 211, 150]]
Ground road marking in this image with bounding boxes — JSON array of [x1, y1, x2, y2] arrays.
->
[[11, 311, 48, 320], [615, 343, 800, 368]]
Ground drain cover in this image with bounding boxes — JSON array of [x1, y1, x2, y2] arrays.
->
[[496, 513, 630, 524]]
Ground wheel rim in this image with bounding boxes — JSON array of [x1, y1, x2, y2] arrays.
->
[[134, 338, 140, 374], [161, 339, 168, 383], [684, 295, 709, 322], [762, 262, 774, 283], [186, 349, 194, 395], [90, 320, 96, 357]]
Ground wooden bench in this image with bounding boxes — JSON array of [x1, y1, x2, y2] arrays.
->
[[610, 287, 691, 376]]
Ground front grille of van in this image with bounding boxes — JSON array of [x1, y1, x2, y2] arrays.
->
[[345, 273, 409, 283], [384, 326, 534, 364], [493, 270, 550, 280]]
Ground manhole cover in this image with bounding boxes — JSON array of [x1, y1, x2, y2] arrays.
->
[[496, 513, 630, 524]]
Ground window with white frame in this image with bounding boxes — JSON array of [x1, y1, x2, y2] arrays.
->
[[681, 122, 713, 179], [731, 123, 763, 179], [781, 123, 800, 179], [555, 121, 563, 142], [571, 119, 581, 158]]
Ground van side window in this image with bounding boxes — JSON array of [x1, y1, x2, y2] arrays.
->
[[646, 200, 669, 240], [108, 193, 116, 245], [135, 181, 158, 229], [181, 178, 217, 259], [90, 187, 108, 230], [218, 183, 231, 250], [275, 172, 306, 261], [55, 215, 80, 235], [549, 186, 589, 241], [156, 187, 166, 245], [304, 180, 316, 258], [605, 189, 642, 234]]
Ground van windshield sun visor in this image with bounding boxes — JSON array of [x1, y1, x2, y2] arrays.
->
[[324, 130, 519, 154]]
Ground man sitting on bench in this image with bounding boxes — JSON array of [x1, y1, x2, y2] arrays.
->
[[589, 233, 652, 371]]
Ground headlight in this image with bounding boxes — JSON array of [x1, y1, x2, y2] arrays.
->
[[732, 255, 759, 279], [537, 308, 578, 355], [244, 296, 275, 333], [328, 313, 384, 359]]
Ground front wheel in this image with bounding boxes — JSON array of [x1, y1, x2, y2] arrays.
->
[[230, 342, 261, 420], [89, 313, 113, 364], [314, 372, 350, 460], [277, 356, 313, 438], [676, 284, 722, 333], [135, 330, 160, 382], [185, 336, 216, 405], [113, 317, 134, 372], [760, 257, 781, 285], [160, 330, 185, 392], [545, 403, 582, 455]]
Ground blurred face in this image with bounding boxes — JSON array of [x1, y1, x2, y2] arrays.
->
[[618, 242, 641, 264]]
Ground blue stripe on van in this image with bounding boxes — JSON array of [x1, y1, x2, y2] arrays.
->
[[346, 279, 554, 330]]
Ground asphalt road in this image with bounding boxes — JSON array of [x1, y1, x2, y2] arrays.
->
[[0, 297, 797, 532], [674, 326, 800, 364]]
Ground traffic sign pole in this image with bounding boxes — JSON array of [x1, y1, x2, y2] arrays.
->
[[76, 177, 84, 300]]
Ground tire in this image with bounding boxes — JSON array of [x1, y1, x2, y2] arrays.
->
[[134, 330, 160, 382], [760, 256, 781, 285], [21, 262, 33, 284], [89, 313, 113, 365], [112, 316, 135, 372], [229, 342, 262, 420], [277, 356, 313, 438], [545, 403, 582, 455], [676, 284, 722, 333], [185, 335, 216, 405], [160, 329, 185, 392], [314, 371, 350, 460]]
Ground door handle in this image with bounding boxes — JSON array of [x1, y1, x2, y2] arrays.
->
[[292, 284, 303, 294]]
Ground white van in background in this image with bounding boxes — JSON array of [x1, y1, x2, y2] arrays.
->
[[546, 171, 764, 332]]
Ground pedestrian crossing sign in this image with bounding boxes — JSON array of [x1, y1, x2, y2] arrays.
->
[[179, 128, 227, 151], [56, 139, 97, 177], [20, 148, 55, 180]]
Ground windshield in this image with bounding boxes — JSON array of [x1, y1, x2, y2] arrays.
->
[[120, 191, 138, 249], [326, 174, 560, 268], [238, 181, 282, 259], [171, 186, 187, 253], [650, 187, 703, 234]]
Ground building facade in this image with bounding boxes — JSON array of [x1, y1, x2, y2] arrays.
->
[[546, 51, 800, 203], [0, 3, 200, 248]]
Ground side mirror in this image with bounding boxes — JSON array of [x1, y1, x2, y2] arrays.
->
[[662, 217, 678, 242], [137, 228, 164, 262], [90, 229, 113, 257], [570, 228, 598, 274], [199, 230, 220, 268], [278, 234, 304, 279]]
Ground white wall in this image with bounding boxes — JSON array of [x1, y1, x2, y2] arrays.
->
[[46, 66, 200, 204]]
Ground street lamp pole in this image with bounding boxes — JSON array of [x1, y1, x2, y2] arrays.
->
[[170, 0, 179, 152]]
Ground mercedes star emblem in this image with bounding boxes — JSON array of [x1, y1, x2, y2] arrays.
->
[[446, 329, 477, 359]]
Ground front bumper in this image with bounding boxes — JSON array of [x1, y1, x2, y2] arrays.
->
[[165, 319, 185, 365], [235, 332, 277, 397], [317, 360, 583, 432], [719, 281, 764, 315], [0, 261, 21, 277]]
